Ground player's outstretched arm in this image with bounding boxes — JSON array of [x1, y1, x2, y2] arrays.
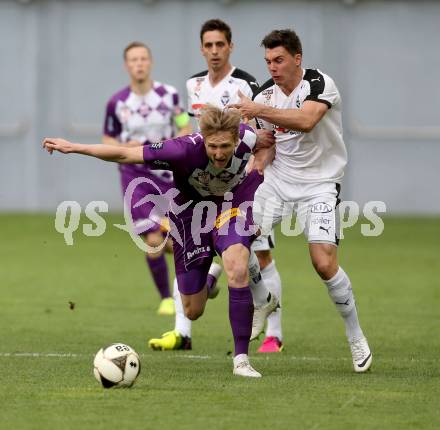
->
[[42, 138, 144, 164]]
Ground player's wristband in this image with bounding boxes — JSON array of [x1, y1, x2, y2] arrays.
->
[[174, 112, 190, 129]]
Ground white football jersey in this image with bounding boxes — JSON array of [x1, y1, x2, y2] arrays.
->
[[254, 68, 347, 184], [186, 67, 258, 120]]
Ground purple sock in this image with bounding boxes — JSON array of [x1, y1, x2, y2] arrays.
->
[[146, 254, 170, 299], [228, 286, 254, 356]]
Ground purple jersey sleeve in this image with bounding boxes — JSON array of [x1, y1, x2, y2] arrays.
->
[[103, 98, 122, 137], [143, 133, 203, 171]]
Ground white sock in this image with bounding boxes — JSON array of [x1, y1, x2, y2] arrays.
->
[[324, 267, 364, 342], [248, 250, 271, 307], [173, 278, 192, 338], [262, 261, 283, 340]]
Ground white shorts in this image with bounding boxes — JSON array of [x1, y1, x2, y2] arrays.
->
[[253, 176, 341, 245]]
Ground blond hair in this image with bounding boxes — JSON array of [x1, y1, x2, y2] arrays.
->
[[199, 105, 241, 142]]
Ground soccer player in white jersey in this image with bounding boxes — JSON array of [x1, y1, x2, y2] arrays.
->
[[230, 29, 372, 373], [148, 19, 284, 353], [103, 42, 192, 316]]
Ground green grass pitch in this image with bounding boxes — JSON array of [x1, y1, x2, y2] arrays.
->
[[1, 214, 439, 429]]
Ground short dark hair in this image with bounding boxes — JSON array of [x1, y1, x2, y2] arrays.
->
[[123, 41, 151, 60], [261, 29, 303, 56], [200, 19, 232, 44]]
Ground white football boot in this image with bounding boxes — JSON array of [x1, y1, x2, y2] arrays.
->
[[233, 354, 262, 378], [250, 293, 280, 340], [349, 336, 373, 373]]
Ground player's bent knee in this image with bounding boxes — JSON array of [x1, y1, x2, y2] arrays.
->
[[312, 258, 338, 280], [226, 267, 248, 287], [184, 307, 204, 321]]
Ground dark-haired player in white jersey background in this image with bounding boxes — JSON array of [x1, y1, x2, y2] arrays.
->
[[103, 42, 192, 317], [148, 19, 284, 353], [231, 29, 372, 373]]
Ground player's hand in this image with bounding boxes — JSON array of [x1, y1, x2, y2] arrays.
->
[[252, 146, 276, 174], [255, 129, 275, 149], [245, 154, 256, 174], [229, 90, 260, 121], [42, 137, 75, 154]]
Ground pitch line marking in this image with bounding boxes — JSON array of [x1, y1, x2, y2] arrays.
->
[[0, 353, 438, 364]]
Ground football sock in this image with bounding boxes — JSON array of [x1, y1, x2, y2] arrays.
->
[[229, 286, 253, 356], [248, 250, 272, 306], [146, 254, 170, 299], [173, 278, 192, 338], [206, 272, 217, 294], [324, 267, 364, 341], [262, 261, 283, 340]]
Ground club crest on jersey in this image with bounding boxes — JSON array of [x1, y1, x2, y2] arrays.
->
[[262, 89, 273, 101], [296, 95, 301, 108], [221, 90, 231, 106]]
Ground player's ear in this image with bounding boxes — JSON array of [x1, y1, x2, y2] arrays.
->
[[229, 41, 234, 53]]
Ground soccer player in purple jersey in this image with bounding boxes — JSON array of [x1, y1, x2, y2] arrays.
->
[[150, 19, 285, 354], [103, 42, 192, 316], [43, 106, 276, 377]]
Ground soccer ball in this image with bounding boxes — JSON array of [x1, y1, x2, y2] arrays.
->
[[93, 343, 141, 388]]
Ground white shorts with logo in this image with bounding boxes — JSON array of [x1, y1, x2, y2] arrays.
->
[[253, 175, 341, 246]]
